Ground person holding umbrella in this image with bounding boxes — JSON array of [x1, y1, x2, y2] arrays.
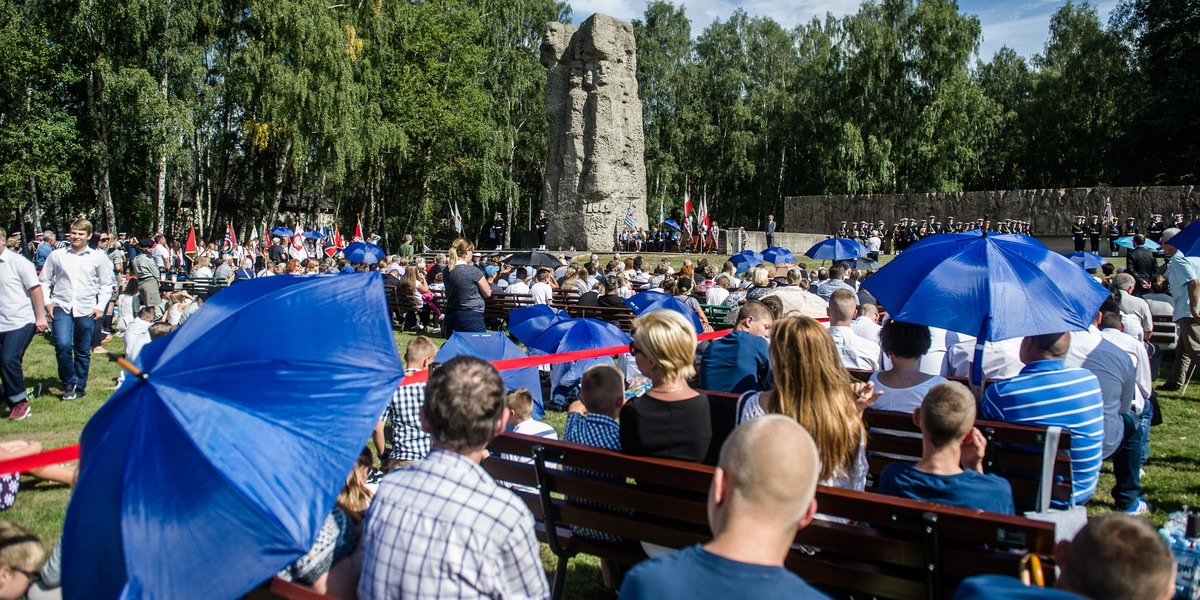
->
[[443, 238, 491, 334]]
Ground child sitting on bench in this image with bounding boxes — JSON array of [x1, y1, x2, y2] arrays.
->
[[877, 381, 1015, 514]]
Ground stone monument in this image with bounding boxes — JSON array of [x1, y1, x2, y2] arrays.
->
[[541, 14, 647, 251]]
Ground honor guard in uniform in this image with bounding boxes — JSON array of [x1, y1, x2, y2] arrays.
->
[[491, 212, 505, 250], [1147, 214, 1165, 243], [1173, 214, 1186, 230], [837, 221, 849, 238], [1106, 218, 1121, 257], [1086, 216, 1102, 253], [926, 216, 937, 235], [1072, 216, 1086, 251], [1122, 216, 1138, 238], [945, 217, 956, 233], [536, 210, 548, 250]]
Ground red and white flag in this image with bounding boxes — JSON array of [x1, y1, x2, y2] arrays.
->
[[683, 189, 693, 235], [354, 214, 364, 242]]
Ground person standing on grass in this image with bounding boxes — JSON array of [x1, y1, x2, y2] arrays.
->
[[39, 219, 116, 401], [0, 227, 48, 421]]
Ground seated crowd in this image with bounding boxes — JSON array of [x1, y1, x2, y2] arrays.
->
[[2, 233, 1185, 600]]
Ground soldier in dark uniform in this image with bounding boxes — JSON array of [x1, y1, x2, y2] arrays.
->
[[1123, 217, 1138, 238], [1106, 218, 1121, 257], [926, 216, 937, 235], [837, 221, 849, 238], [1086, 216, 1102, 253], [945, 217, 956, 233], [491, 212, 505, 250], [1173, 214, 1186, 230], [888, 223, 900, 254], [1147, 214, 1165, 243], [536, 210, 548, 250], [1071, 216, 1086, 251]]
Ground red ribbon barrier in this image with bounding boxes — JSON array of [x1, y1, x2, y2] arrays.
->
[[0, 328, 736, 475]]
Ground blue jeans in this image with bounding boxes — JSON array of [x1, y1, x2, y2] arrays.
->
[[443, 310, 485, 335], [52, 307, 94, 393], [0, 324, 35, 404], [1111, 410, 1145, 511], [1140, 400, 1154, 466]]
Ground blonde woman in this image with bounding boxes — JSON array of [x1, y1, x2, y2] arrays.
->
[[737, 316, 878, 489], [443, 237, 490, 334], [620, 310, 735, 465], [190, 256, 213, 279]]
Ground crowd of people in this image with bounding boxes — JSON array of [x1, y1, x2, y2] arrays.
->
[[0, 218, 1192, 599]]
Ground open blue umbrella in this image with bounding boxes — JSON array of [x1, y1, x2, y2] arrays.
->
[[530, 317, 631, 355], [343, 241, 386, 264], [270, 226, 294, 238], [862, 230, 1109, 384], [508, 304, 569, 347], [61, 272, 404, 600], [762, 246, 798, 264], [1065, 251, 1108, 270], [624, 290, 704, 332], [804, 238, 868, 261], [729, 250, 764, 274], [662, 219, 681, 231], [1116, 235, 1161, 251], [436, 331, 545, 419], [300, 230, 324, 240]]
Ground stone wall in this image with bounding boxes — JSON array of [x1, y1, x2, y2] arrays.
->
[[541, 14, 647, 252], [784, 186, 1200, 235]]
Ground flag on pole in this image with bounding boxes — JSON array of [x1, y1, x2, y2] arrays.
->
[[699, 197, 709, 229], [248, 222, 258, 248], [452, 202, 463, 234], [658, 196, 664, 225], [624, 205, 637, 228], [222, 223, 237, 251], [333, 225, 344, 249], [1103, 197, 1114, 222], [259, 222, 269, 250], [184, 227, 197, 261], [354, 214, 364, 242], [683, 188, 693, 235]]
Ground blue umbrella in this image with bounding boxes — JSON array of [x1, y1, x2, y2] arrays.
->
[[530, 317, 631, 355], [862, 230, 1109, 384], [804, 238, 868, 261], [662, 219, 681, 231], [1116, 235, 1161, 251], [436, 332, 545, 419], [762, 246, 798, 264], [344, 241, 386, 264], [624, 290, 704, 332], [729, 250, 764, 274], [61, 272, 404, 600], [300, 230, 324, 240], [1065, 251, 1108, 270], [508, 304, 569, 347], [270, 226, 294, 238]]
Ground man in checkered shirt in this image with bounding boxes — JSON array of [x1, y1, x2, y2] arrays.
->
[[563, 364, 625, 542], [358, 355, 549, 600]]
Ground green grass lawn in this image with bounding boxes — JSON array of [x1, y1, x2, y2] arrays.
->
[[6, 269, 1178, 599]]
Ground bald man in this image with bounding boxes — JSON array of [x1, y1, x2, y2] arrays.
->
[[619, 416, 832, 599]]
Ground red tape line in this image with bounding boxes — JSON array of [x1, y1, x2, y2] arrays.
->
[[0, 329, 734, 474]]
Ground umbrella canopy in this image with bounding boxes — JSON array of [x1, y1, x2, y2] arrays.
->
[[530, 317, 631, 355], [508, 304, 569, 348], [762, 246, 798, 264], [300, 230, 324, 240], [624, 290, 704, 332], [862, 230, 1109, 383], [729, 250, 764, 274], [436, 332, 545, 419], [1116, 235, 1161, 251], [61, 272, 405, 600], [804, 238, 868, 261], [270, 226, 294, 238], [503, 251, 564, 268], [855, 257, 882, 271], [343, 241, 386, 264], [1065, 251, 1108, 270], [662, 219, 681, 231]]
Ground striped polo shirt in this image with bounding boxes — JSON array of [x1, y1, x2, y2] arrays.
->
[[981, 359, 1104, 505]]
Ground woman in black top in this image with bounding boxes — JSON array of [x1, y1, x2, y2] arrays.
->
[[621, 310, 734, 465], [443, 237, 491, 334]]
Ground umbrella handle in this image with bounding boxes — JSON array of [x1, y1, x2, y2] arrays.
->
[[116, 356, 148, 382]]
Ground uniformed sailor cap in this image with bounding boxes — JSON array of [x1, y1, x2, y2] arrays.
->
[[1152, 214, 1162, 218], [1091, 215, 1099, 219], [1127, 217, 1135, 221], [1076, 215, 1085, 219]]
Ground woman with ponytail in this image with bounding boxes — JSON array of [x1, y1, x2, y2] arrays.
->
[[443, 237, 491, 334]]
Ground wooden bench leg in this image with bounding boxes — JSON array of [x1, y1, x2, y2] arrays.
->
[[533, 444, 577, 600]]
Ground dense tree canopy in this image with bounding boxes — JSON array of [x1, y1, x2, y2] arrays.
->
[[0, 0, 1193, 246]]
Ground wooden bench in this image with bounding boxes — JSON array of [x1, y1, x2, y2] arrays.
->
[[1151, 312, 1176, 353], [385, 286, 424, 331], [484, 432, 1058, 600], [483, 292, 536, 326], [552, 288, 580, 306], [564, 304, 637, 332], [183, 276, 229, 300]]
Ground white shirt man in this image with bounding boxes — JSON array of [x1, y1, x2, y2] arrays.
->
[[1067, 325, 1137, 459], [941, 336, 1025, 382], [152, 236, 171, 270], [827, 289, 881, 371], [507, 269, 531, 295], [530, 275, 554, 305], [0, 228, 48, 418]]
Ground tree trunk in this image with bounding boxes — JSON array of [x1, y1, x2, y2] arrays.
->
[[29, 176, 42, 233], [506, 139, 515, 246], [266, 139, 293, 228]]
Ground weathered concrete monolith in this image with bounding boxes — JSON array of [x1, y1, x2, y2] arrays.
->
[[541, 14, 646, 251]]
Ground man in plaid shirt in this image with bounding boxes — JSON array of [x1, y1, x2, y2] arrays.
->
[[358, 355, 549, 600], [377, 336, 436, 467], [564, 364, 626, 542]]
